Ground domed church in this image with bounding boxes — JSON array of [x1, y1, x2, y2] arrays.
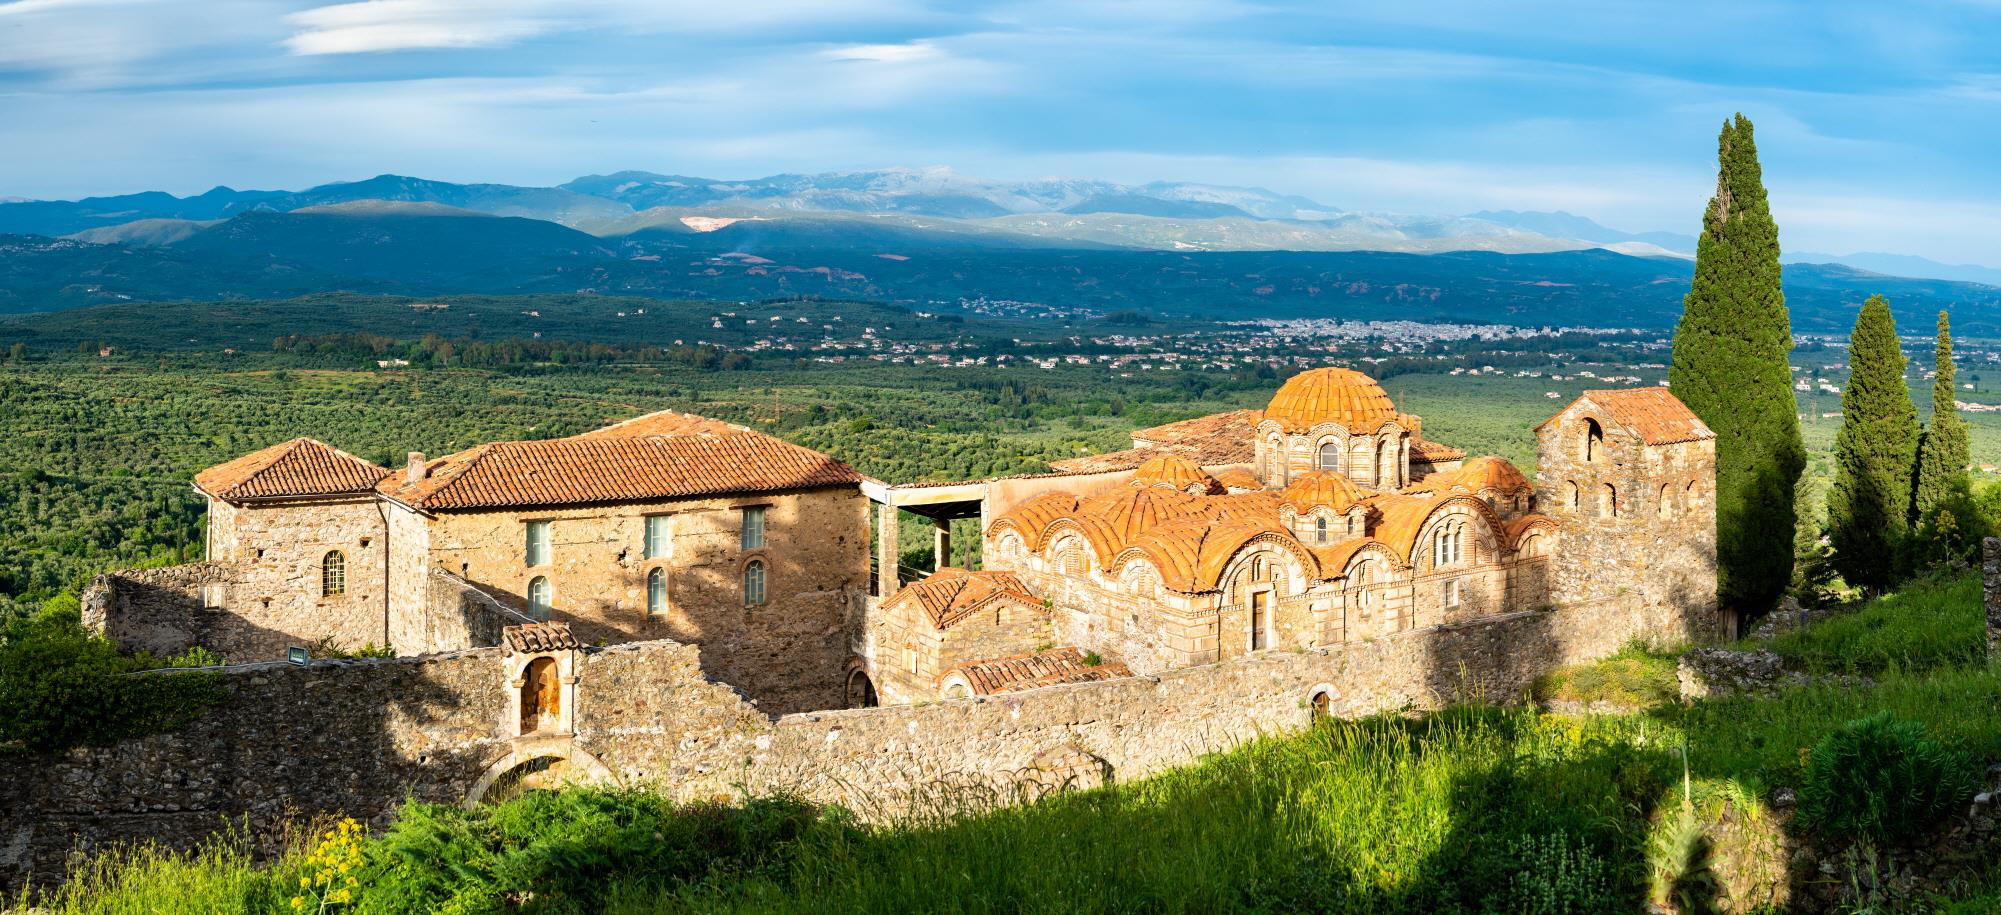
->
[[859, 366, 1721, 704]]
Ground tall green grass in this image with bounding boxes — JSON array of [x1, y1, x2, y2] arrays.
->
[[1760, 571, 1987, 675]]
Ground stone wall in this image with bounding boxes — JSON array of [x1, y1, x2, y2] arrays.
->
[[204, 495, 394, 655], [423, 485, 868, 714], [3, 588, 1700, 889], [392, 571, 531, 655], [81, 562, 243, 658], [1985, 538, 2001, 662]]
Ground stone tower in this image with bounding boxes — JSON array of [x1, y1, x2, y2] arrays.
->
[[1534, 388, 1724, 637]]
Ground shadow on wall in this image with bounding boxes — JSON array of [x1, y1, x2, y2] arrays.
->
[[85, 566, 347, 663], [2, 649, 502, 891]]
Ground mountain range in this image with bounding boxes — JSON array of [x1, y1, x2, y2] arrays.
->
[[4, 167, 2001, 335]]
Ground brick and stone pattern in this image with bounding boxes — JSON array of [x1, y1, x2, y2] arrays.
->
[[1535, 401, 1721, 637], [0, 590, 1699, 889], [423, 485, 868, 714], [204, 495, 394, 654]]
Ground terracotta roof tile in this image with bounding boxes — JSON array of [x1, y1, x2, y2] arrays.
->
[[1212, 468, 1264, 492], [1051, 409, 1259, 473], [503, 621, 581, 654], [1263, 368, 1404, 433], [1281, 471, 1366, 514], [1130, 454, 1222, 493], [1408, 456, 1532, 497], [1113, 516, 1307, 592], [381, 431, 861, 511], [1410, 438, 1466, 461], [881, 567, 1044, 630], [943, 647, 1132, 695], [195, 438, 389, 502], [572, 409, 750, 439], [1540, 388, 1714, 446]]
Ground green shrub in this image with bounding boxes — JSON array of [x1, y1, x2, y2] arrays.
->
[[1491, 830, 1618, 915], [0, 603, 225, 753], [1796, 711, 1979, 845], [1532, 643, 1680, 708]]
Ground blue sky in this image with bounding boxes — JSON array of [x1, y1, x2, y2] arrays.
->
[[5, 0, 2001, 262]]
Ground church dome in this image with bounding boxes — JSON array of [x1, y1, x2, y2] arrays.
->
[[1263, 368, 1398, 433], [1281, 470, 1365, 514], [1131, 454, 1220, 493]]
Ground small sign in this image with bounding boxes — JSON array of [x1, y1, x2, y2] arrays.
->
[[287, 646, 310, 665]]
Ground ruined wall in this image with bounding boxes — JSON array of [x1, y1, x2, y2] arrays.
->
[[201, 496, 393, 656], [423, 485, 869, 714], [390, 571, 525, 655], [1986, 538, 2001, 662], [3, 587, 1701, 890], [82, 563, 245, 658]]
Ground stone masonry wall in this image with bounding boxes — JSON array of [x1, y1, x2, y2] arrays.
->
[[423, 485, 868, 714], [4, 588, 1700, 889], [205, 496, 394, 656], [1985, 538, 2001, 662], [81, 562, 244, 658]]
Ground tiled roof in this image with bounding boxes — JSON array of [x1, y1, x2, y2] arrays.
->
[[1409, 438, 1466, 462], [881, 567, 1044, 630], [503, 621, 581, 654], [1410, 456, 1532, 497], [1050, 409, 1259, 474], [1281, 471, 1366, 514], [1130, 409, 1263, 447], [381, 430, 861, 511], [1504, 513, 1558, 549], [1367, 494, 1446, 562], [1213, 468, 1264, 492], [1130, 454, 1221, 493], [943, 647, 1132, 695], [195, 438, 389, 502], [1311, 537, 1396, 578], [1541, 388, 1715, 446], [1113, 516, 1305, 592], [1262, 368, 1404, 433], [572, 409, 749, 439], [987, 492, 1083, 551]]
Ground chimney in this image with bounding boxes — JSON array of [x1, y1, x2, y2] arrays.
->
[[406, 452, 427, 484]]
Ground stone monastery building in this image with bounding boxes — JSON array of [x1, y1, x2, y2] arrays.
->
[[87, 367, 1721, 716]]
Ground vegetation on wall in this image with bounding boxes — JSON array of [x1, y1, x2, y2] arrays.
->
[[0, 598, 225, 754], [1669, 113, 1805, 616]]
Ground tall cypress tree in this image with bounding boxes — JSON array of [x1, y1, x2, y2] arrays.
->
[[1828, 296, 1920, 592], [1912, 311, 1970, 524], [1669, 114, 1805, 612]]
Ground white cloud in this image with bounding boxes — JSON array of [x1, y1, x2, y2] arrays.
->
[[283, 0, 929, 55], [822, 41, 942, 63]]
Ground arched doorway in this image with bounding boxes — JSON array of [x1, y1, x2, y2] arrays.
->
[[521, 656, 561, 735], [846, 668, 878, 708], [465, 743, 617, 807]]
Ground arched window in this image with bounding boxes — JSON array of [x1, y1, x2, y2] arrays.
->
[[1266, 435, 1285, 482], [1584, 418, 1606, 463], [646, 567, 667, 615], [1317, 442, 1341, 472], [1566, 481, 1580, 512], [743, 559, 767, 606], [1376, 438, 1394, 486], [1249, 555, 1267, 581], [1433, 523, 1463, 567], [1658, 483, 1674, 518], [321, 550, 346, 597], [1685, 479, 1702, 508], [1600, 484, 1618, 518], [1315, 516, 1329, 544], [1350, 562, 1374, 616], [527, 576, 552, 619]]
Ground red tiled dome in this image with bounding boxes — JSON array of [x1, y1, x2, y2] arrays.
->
[[1281, 470, 1365, 513], [1263, 368, 1399, 433]]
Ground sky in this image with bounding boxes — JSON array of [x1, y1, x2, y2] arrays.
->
[[5, 0, 2001, 263]]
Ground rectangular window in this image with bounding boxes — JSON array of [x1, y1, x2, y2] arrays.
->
[[644, 514, 672, 559], [1442, 579, 1461, 608], [525, 520, 551, 567], [740, 506, 766, 550]]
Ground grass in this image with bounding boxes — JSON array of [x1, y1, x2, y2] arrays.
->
[[1759, 571, 1989, 676], [1531, 641, 1683, 709], [19, 576, 2000, 915]]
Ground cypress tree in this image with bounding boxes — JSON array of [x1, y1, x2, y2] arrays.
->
[[1827, 296, 1920, 592], [1669, 114, 1805, 612], [1912, 311, 1970, 524]]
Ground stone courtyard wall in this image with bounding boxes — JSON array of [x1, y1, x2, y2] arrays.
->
[[3, 588, 1701, 889]]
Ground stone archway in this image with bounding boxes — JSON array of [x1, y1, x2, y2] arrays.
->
[[846, 668, 878, 708], [465, 740, 616, 807]]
